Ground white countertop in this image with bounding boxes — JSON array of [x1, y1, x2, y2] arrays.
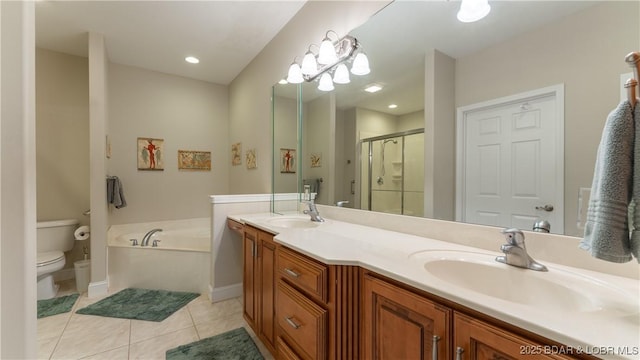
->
[[232, 212, 640, 360]]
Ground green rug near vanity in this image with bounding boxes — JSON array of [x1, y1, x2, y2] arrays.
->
[[76, 288, 199, 322], [37, 293, 79, 319], [166, 327, 264, 360]]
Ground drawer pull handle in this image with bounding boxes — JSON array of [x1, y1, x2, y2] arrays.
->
[[285, 316, 301, 329], [432, 335, 440, 360], [284, 268, 300, 278], [455, 346, 464, 360]]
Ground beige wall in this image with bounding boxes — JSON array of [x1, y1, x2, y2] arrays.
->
[[36, 48, 90, 268], [228, 1, 390, 194], [273, 94, 298, 196], [107, 63, 229, 224], [455, 1, 639, 236]]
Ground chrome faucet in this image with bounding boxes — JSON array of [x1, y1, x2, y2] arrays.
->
[[495, 228, 548, 271], [141, 228, 163, 247], [303, 202, 325, 222]]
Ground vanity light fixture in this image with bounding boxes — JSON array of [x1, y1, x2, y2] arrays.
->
[[364, 84, 383, 93], [185, 56, 200, 64], [278, 79, 288, 85], [318, 73, 335, 91], [287, 30, 370, 92], [286, 59, 304, 84], [318, 30, 339, 65], [457, 0, 491, 23]]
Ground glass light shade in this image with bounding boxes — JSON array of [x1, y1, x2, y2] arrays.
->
[[318, 73, 334, 91], [286, 62, 303, 84], [318, 38, 338, 65], [457, 0, 491, 23], [350, 53, 370, 75], [333, 64, 350, 84], [301, 51, 318, 76]]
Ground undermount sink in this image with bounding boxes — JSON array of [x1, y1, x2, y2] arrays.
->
[[266, 216, 320, 229], [411, 250, 638, 315]]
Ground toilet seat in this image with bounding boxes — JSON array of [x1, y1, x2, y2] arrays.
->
[[37, 251, 65, 267]]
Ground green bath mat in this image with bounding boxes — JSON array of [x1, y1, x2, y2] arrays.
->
[[166, 327, 264, 360], [37, 293, 79, 319], [76, 288, 199, 322]]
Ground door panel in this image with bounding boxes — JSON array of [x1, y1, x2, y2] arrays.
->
[[460, 89, 563, 233]]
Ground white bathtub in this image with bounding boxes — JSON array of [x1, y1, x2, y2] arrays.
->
[[107, 219, 211, 294]]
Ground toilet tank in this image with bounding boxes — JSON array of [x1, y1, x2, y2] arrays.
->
[[36, 219, 79, 252]]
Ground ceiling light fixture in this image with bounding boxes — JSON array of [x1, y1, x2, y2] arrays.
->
[[286, 30, 370, 92], [388, 104, 398, 109], [364, 84, 383, 93], [185, 56, 200, 64], [457, 0, 491, 23]]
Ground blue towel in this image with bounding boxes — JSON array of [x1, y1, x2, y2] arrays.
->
[[580, 101, 634, 262], [107, 176, 127, 209]]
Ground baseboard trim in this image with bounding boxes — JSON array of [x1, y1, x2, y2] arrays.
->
[[211, 283, 242, 303], [88, 280, 108, 298]]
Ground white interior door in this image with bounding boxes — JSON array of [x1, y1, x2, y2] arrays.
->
[[456, 85, 564, 234]]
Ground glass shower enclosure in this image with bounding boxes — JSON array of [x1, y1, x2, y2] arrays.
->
[[360, 129, 424, 216]]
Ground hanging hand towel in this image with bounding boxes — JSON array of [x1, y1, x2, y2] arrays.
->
[[630, 102, 640, 262], [580, 100, 634, 263], [107, 176, 127, 209]]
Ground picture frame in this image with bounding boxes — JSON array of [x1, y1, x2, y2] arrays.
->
[[280, 148, 296, 173], [231, 142, 242, 166], [178, 150, 211, 171], [137, 137, 164, 170], [310, 152, 322, 168], [246, 148, 257, 169]]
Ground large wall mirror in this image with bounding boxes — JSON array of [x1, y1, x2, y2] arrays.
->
[[272, 0, 639, 237]]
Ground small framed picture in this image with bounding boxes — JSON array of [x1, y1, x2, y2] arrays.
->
[[137, 137, 164, 171], [178, 150, 211, 171], [280, 148, 296, 173], [231, 142, 242, 166], [246, 148, 257, 169], [310, 153, 322, 168]]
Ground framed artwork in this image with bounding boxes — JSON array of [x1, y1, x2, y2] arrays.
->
[[246, 148, 257, 169], [178, 150, 211, 171], [231, 142, 242, 166], [310, 153, 322, 168], [137, 137, 164, 170], [280, 148, 296, 173]]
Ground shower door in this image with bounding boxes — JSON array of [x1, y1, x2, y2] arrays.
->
[[360, 129, 424, 216]]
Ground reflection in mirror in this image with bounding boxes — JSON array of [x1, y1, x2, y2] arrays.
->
[[272, 83, 299, 214], [282, 0, 638, 237]]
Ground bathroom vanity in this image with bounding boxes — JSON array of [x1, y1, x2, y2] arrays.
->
[[231, 214, 639, 360]]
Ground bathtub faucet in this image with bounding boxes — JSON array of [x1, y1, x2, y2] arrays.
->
[[141, 228, 163, 247]]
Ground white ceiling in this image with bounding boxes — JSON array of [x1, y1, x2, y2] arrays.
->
[[36, 1, 307, 85]]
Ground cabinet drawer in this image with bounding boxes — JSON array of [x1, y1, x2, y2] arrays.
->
[[277, 336, 302, 360], [277, 280, 328, 360], [278, 247, 328, 302], [227, 218, 243, 235]]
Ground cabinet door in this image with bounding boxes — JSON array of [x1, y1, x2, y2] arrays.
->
[[243, 226, 258, 327], [362, 273, 451, 360], [259, 231, 277, 351], [454, 312, 572, 360]]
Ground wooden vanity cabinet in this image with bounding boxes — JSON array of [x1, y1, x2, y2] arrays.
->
[[454, 312, 575, 360], [242, 225, 277, 354], [275, 246, 360, 360], [362, 272, 451, 360]]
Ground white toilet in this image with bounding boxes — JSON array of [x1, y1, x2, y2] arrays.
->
[[37, 219, 79, 300]]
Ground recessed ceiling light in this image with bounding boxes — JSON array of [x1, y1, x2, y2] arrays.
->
[[185, 56, 200, 64], [364, 84, 383, 93], [388, 104, 398, 109]]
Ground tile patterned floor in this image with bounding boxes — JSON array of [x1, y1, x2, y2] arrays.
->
[[38, 280, 274, 360]]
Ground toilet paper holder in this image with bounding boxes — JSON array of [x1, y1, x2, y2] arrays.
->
[[74, 225, 91, 241]]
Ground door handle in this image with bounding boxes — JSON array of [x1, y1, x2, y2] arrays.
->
[[535, 204, 554, 212]]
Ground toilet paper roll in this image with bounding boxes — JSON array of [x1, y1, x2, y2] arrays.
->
[[74, 225, 90, 241]]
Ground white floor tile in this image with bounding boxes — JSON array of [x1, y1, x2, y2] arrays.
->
[[130, 307, 193, 343], [51, 314, 130, 359], [128, 327, 198, 360]]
